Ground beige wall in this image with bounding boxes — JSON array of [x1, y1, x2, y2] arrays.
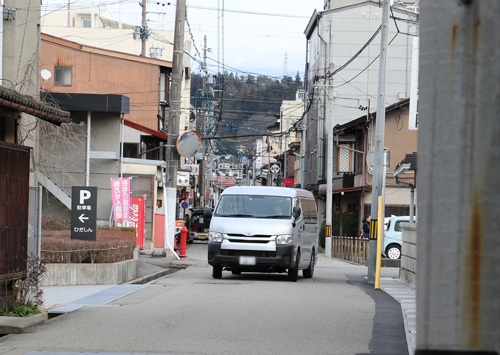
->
[[365, 104, 417, 190], [362, 102, 418, 210]]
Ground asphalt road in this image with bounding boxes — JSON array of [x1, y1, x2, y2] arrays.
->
[[0, 243, 401, 355]]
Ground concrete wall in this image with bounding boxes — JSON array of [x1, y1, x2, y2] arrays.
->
[[42, 246, 139, 286], [400, 222, 417, 286]]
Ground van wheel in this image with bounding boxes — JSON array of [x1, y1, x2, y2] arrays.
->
[[287, 251, 300, 282], [212, 266, 223, 279], [386, 244, 401, 259], [303, 251, 315, 278]]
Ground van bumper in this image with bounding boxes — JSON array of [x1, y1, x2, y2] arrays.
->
[[207, 243, 295, 270]]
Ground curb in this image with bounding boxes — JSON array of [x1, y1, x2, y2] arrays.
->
[[127, 269, 175, 285], [0, 311, 48, 335]]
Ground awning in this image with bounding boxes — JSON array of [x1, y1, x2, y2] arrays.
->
[[124, 119, 168, 140], [45, 92, 129, 114], [318, 184, 372, 195], [0, 86, 70, 125]]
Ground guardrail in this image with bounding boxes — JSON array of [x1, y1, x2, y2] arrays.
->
[[332, 237, 369, 265]]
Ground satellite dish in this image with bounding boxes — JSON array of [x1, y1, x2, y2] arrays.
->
[[41, 69, 52, 81], [176, 130, 202, 158]]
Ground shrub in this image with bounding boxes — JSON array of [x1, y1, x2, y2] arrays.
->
[[42, 216, 71, 230], [41, 237, 134, 264], [0, 254, 46, 317]]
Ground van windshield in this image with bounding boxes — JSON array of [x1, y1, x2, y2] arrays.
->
[[215, 195, 292, 218]]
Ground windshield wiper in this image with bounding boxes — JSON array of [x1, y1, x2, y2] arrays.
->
[[226, 214, 254, 218]]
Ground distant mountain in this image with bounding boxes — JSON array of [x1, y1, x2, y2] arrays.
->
[[190, 72, 303, 155]]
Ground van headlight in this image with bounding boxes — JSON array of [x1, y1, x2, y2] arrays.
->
[[209, 232, 223, 243], [276, 234, 293, 245]]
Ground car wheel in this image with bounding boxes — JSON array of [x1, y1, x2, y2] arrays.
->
[[386, 244, 401, 259], [287, 251, 300, 282], [302, 250, 315, 278], [212, 266, 223, 279]]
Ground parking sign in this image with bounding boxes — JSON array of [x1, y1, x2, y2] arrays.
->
[[71, 186, 97, 240]]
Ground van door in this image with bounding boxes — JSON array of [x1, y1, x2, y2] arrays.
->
[[298, 198, 318, 268], [296, 198, 309, 267]]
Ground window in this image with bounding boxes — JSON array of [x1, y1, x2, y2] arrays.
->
[[54, 66, 72, 86], [123, 143, 139, 158], [394, 221, 409, 232], [337, 143, 353, 173], [81, 15, 91, 28]]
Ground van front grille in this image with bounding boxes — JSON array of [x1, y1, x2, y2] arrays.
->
[[227, 238, 269, 244], [220, 250, 276, 257], [226, 234, 272, 238]]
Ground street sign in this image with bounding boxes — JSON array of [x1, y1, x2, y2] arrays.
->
[[270, 164, 280, 174], [71, 186, 97, 240], [181, 201, 189, 209]]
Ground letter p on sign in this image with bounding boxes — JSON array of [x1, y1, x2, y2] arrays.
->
[[80, 190, 91, 204]]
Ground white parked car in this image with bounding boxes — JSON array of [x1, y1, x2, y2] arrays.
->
[[383, 216, 412, 259]]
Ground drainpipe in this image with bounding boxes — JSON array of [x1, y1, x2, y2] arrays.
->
[[393, 163, 415, 222], [120, 113, 124, 178], [0, 0, 3, 83], [86, 112, 91, 186]]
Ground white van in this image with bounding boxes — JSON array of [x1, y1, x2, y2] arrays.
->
[[207, 186, 319, 281]]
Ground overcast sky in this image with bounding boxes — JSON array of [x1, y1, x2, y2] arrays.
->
[[42, 0, 326, 79]]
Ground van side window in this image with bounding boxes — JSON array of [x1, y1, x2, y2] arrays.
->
[[300, 199, 317, 224], [309, 200, 317, 224]]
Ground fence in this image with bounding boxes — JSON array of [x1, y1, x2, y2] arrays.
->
[[331, 236, 369, 265]]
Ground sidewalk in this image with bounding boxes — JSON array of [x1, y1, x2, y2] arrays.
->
[[379, 275, 417, 355], [1, 250, 417, 355]]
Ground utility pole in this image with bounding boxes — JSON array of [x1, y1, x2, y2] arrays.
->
[[164, 0, 186, 253], [417, 2, 499, 352], [367, 0, 389, 284], [199, 35, 208, 206], [140, 0, 147, 56], [325, 21, 334, 258]]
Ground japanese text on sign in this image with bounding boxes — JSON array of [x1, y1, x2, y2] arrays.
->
[[111, 178, 131, 226]]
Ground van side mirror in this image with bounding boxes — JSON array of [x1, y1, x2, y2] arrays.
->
[[292, 206, 301, 227], [292, 206, 301, 219]]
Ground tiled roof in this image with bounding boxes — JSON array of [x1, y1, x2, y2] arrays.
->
[[0, 86, 71, 125]]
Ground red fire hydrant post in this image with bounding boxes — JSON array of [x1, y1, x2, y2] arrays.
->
[[180, 226, 188, 258]]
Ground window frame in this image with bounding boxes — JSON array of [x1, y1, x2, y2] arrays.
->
[[54, 66, 73, 86]]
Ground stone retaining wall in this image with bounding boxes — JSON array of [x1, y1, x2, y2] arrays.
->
[[400, 222, 417, 286], [41, 246, 139, 286]]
